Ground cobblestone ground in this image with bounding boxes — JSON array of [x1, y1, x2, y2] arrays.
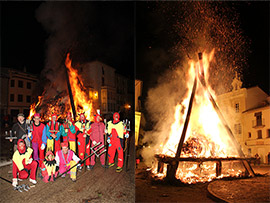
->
[[208, 165, 270, 203], [0, 134, 135, 203], [135, 162, 270, 203]]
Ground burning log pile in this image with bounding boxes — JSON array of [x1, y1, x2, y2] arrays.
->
[[151, 52, 255, 184], [28, 53, 94, 122]]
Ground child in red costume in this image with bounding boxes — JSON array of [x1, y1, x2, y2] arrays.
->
[[74, 113, 91, 170], [12, 139, 38, 187], [107, 112, 128, 172]]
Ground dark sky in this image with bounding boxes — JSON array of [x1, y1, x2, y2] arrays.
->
[[1, 2, 269, 95], [137, 2, 269, 96], [0, 2, 134, 77]]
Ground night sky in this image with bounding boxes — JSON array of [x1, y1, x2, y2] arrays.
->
[[137, 2, 269, 97], [1, 2, 134, 77], [1, 2, 269, 95]]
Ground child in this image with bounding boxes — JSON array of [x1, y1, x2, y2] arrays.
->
[[40, 151, 58, 183]]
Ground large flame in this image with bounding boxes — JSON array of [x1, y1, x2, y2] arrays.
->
[[65, 53, 93, 121], [27, 53, 94, 121], [153, 50, 243, 183]]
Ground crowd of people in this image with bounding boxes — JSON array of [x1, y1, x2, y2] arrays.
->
[[9, 111, 130, 187]]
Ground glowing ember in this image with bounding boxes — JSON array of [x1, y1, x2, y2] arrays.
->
[[152, 50, 242, 183]]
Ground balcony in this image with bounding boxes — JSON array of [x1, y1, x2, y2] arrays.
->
[[252, 119, 265, 128]]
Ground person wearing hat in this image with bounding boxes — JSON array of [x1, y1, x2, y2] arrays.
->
[[41, 113, 65, 154], [107, 112, 129, 172], [11, 113, 29, 151], [40, 151, 58, 183], [12, 139, 38, 187], [75, 113, 91, 170], [62, 112, 76, 153], [55, 142, 80, 182], [89, 113, 106, 169], [30, 113, 46, 165]]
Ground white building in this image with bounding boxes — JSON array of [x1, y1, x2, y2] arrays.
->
[[217, 75, 270, 163], [77, 61, 133, 116]]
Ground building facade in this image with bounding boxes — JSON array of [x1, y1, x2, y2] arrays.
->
[[77, 61, 133, 117], [217, 75, 270, 163], [0, 68, 38, 123]]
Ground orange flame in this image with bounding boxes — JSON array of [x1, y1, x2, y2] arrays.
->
[[27, 96, 43, 120], [65, 53, 93, 121], [153, 50, 243, 183]]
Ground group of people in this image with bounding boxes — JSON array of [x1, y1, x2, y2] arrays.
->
[[10, 111, 129, 187]]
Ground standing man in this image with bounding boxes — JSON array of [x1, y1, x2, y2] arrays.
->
[[107, 112, 128, 172], [55, 142, 80, 182], [75, 113, 91, 170], [12, 139, 38, 187], [30, 113, 46, 165], [41, 114, 65, 154], [62, 112, 76, 152], [89, 113, 106, 169], [11, 113, 30, 150]]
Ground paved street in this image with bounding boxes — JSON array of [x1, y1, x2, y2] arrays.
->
[[0, 133, 135, 203]]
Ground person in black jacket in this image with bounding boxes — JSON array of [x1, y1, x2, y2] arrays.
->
[[11, 113, 29, 151]]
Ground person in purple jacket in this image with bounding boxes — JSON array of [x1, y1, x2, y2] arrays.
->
[[88, 113, 106, 169]]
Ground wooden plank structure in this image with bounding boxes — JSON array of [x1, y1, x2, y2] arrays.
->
[[159, 53, 255, 183], [155, 154, 256, 179]]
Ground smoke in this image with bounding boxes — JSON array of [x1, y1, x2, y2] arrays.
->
[[35, 2, 91, 99], [141, 62, 190, 165], [34, 2, 133, 112]]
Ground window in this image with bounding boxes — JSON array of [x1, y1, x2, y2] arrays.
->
[[27, 82, 31, 89], [10, 80, 15, 87], [235, 103, 239, 113], [267, 129, 270, 138], [238, 124, 242, 134], [18, 80, 23, 88], [18, 94, 23, 102], [10, 94, 14, 102], [255, 112, 262, 126], [248, 132, 251, 138], [234, 123, 241, 134], [26, 95, 31, 103], [257, 130, 262, 139]]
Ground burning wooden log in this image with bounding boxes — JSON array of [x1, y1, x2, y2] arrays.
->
[[196, 53, 255, 177], [65, 53, 77, 120], [155, 154, 256, 163]]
